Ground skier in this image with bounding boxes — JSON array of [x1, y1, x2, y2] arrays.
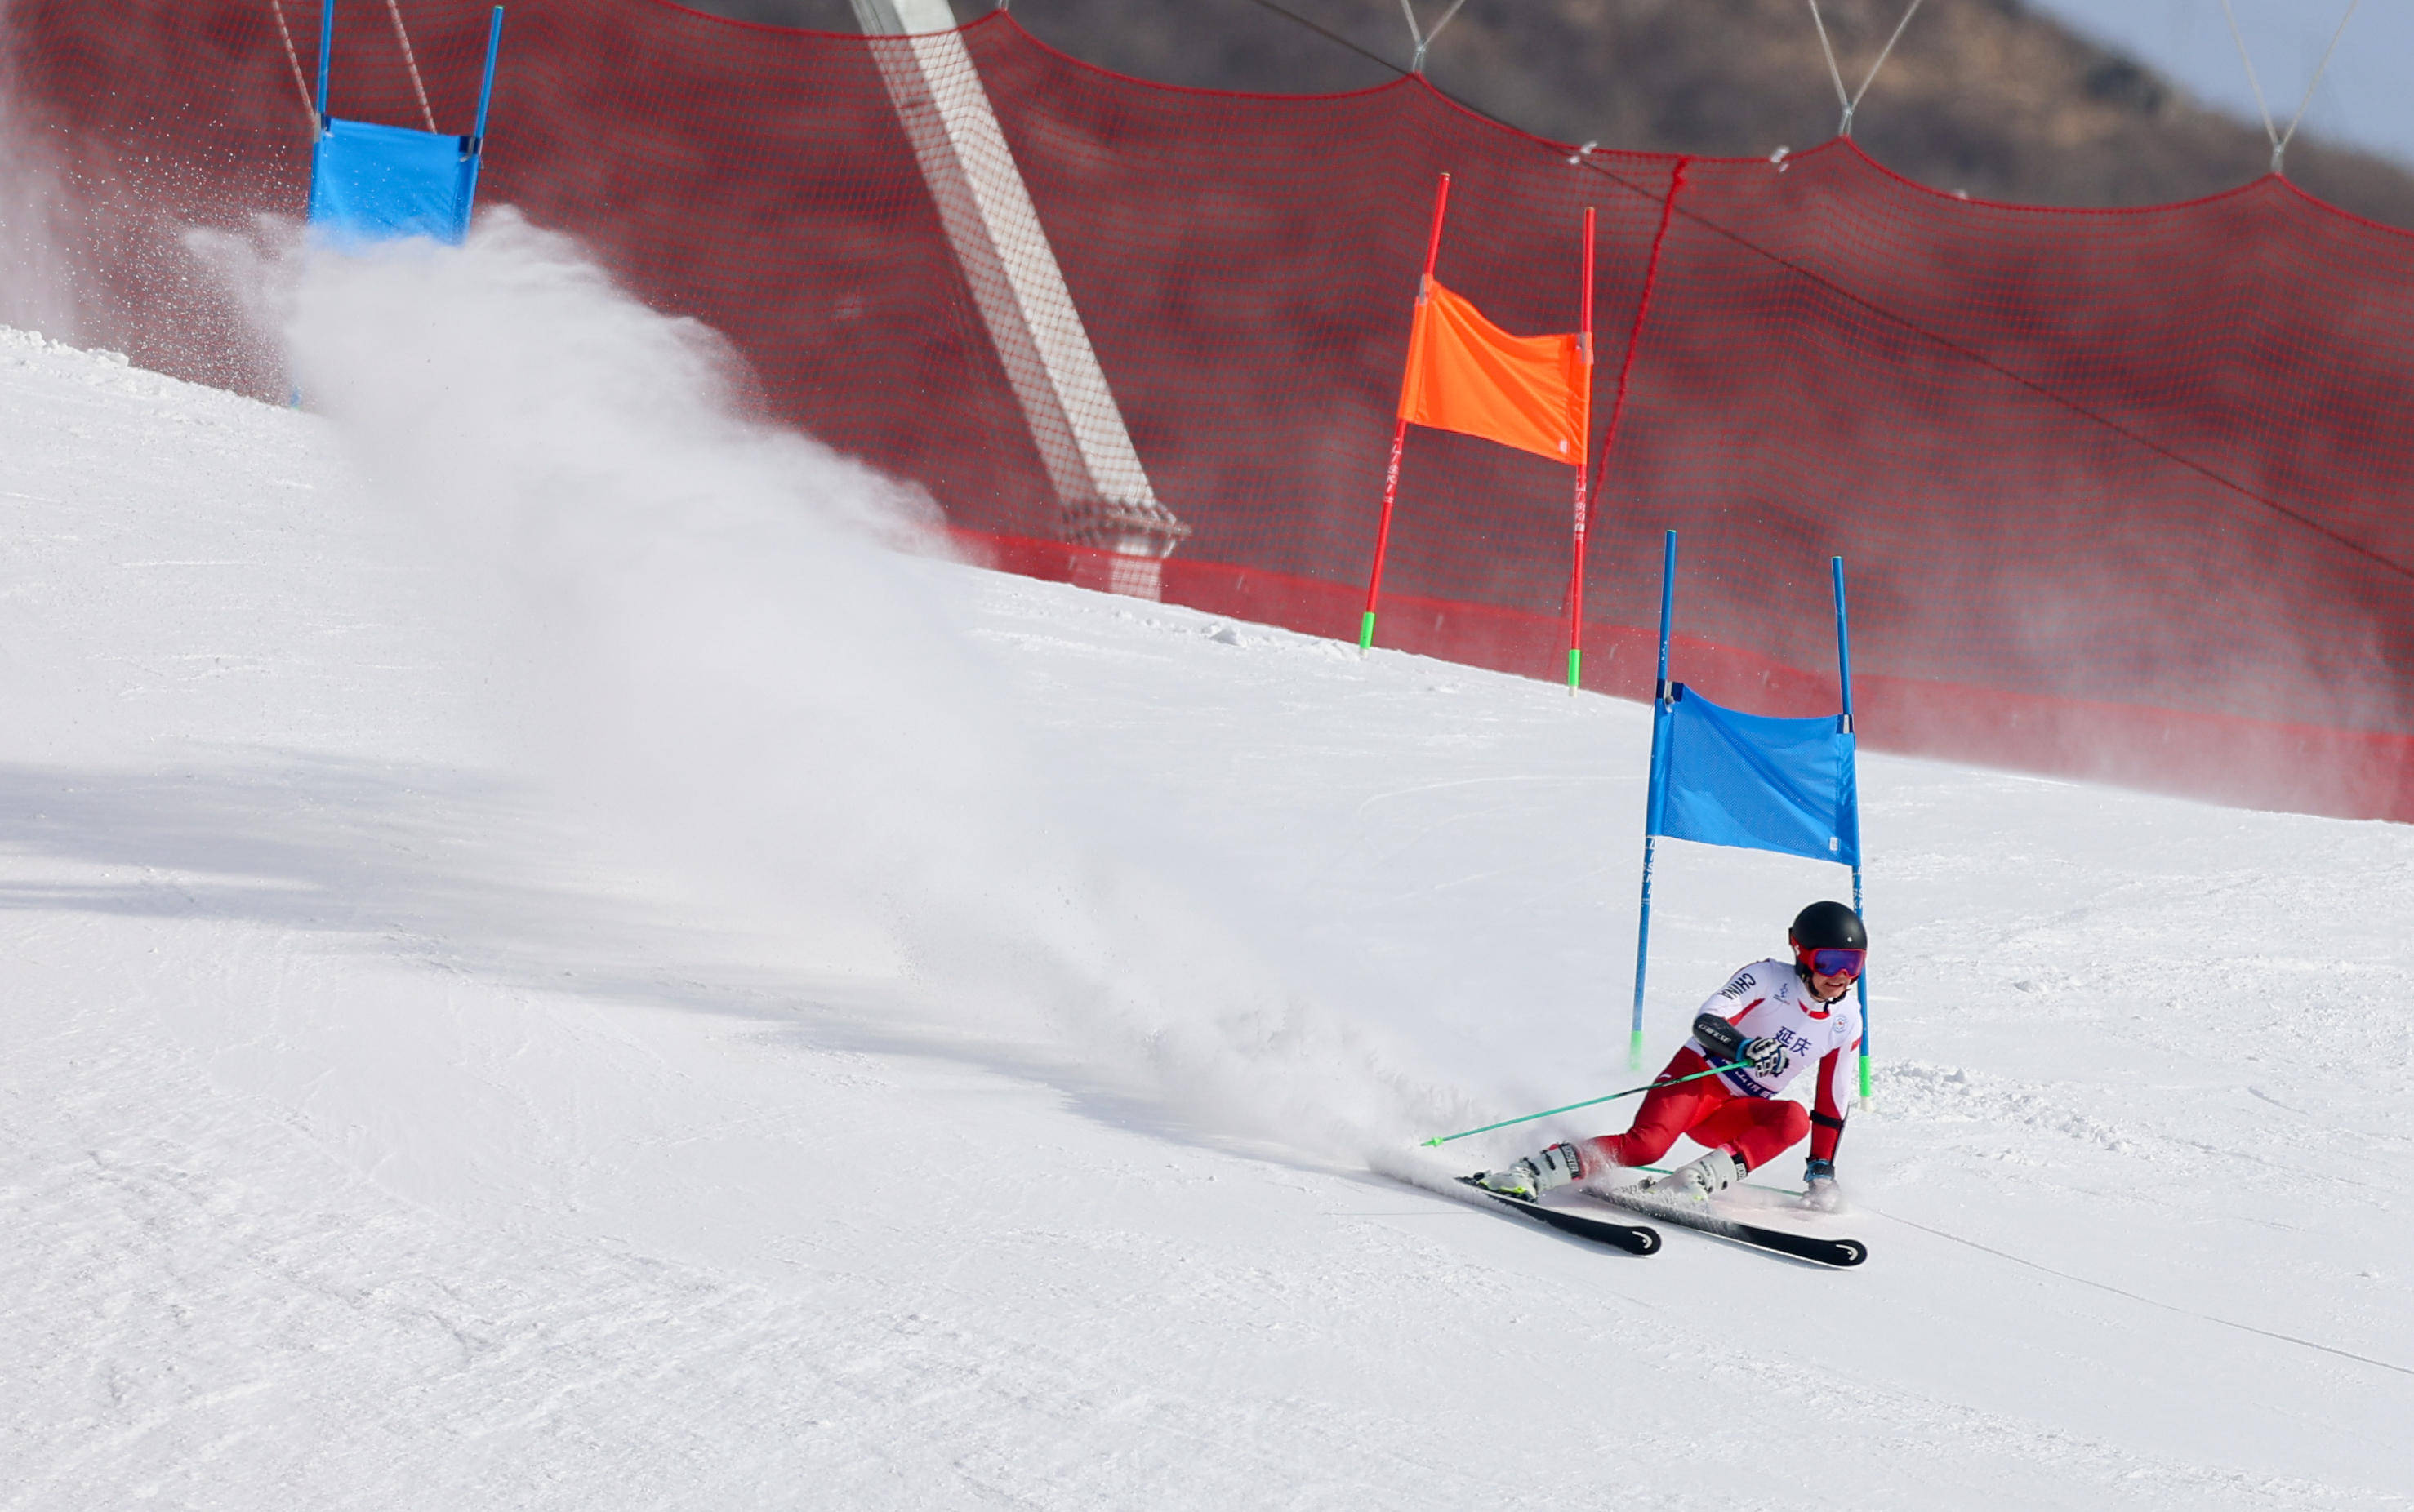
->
[[1472, 901, 1865, 1212]]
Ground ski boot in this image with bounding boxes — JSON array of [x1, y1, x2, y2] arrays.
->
[[1469, 1141, 1582, 1202], [1639, 1149, 1740, 1203]]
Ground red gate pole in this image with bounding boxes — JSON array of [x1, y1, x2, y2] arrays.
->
[[1361, 171, 1453, 656], [1582, 158, 1690, 665], [1565, 204, 1597, 694]]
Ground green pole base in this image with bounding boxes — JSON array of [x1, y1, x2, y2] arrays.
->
[[1566, 646, 1582, 694], [1859, 1052, 1873, 1105], [1628, 1026, 1644, 1072], [1358, 609, 1377, 654]]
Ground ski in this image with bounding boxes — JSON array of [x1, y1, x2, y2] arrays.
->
[[1448, 1176, 1661, 1254], [1592, 1187, 1866, 1267]]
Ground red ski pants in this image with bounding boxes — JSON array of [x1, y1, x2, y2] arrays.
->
[[1577, 1051, 1808, 1177]]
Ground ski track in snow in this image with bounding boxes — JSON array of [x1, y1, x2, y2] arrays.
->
[[2, 289, 2412, 1512]]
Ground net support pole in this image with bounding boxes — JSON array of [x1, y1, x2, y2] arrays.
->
[[1361, 171, 1451, 656], [1832, 554, 1870, 1105], [1629, 527, 1676, 1069], [1583, 159, 1686, 574], [1564, 205, 1596, 694]]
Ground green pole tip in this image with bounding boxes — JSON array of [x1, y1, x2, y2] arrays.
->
[[1566, 647, 1582, 693], [1420, 1136, 1441, 1147], [1358, 609, 1377, 651]]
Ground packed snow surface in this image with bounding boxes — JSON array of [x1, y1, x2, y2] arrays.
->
[[1, 224, 2409, 1510]]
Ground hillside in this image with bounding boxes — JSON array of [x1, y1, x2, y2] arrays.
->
[[709, 0, 2414, 227], [2, 219, 2411, 1507]]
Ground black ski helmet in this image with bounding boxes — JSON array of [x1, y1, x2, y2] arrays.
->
[[1789, 901, 1867, 953]]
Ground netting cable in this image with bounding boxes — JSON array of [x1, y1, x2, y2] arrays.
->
[[1398, 0, 1469, 73], [383, 0, 440, 132], [1233, 0, 1406, 75], [268, 0, 317, 127], [2223, 0, 2361, 175], [1852, 1, 1925, 122], [2219, 0, 2280, 169], [2278, 1, 2362, 174], [1807, 0, 1852, 133], [1806, 0, 1925, 138]]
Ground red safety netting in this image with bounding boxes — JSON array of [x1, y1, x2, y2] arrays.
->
[[7, 2, 2414, 819]]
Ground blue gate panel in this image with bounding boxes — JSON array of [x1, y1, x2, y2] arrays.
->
[[307, 119, 477, 246], [1647, 684, 1861, 865]]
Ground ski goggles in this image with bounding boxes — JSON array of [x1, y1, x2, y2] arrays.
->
[[1796, 945, 1866, 980]]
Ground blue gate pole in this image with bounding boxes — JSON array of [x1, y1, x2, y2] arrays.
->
[[458, 7, 505, 233], [474, 8, 504, 143], [1629, 529, 1677, 1070], [1832, 555, 1870, 1104], [299, 0, 336, 409], [315, 0, 335, 127]]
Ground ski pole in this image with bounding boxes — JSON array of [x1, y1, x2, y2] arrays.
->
[[1419, 1060, 1747, 1147]]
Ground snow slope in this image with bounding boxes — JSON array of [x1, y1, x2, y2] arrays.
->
[[1, 224, 2409, 1510]]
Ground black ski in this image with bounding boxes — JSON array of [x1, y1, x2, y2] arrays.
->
[[1594, 1188, 1866, 1267], [1450, 1176, 1661, 1255]]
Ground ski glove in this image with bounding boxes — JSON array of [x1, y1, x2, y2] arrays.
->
[[1739, 1035, 1785, 1075]]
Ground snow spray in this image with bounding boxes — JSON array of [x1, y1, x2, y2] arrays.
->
[[262, 212, 1459, 1166]]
